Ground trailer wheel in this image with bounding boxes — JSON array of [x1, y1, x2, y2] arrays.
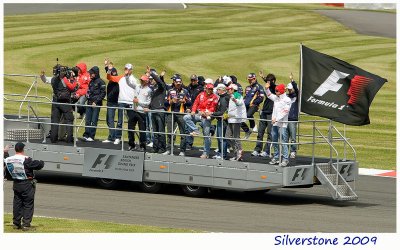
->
[[139, 182, 163, 193], [181, 185, 208, 197], [96, 178, 119, 189]]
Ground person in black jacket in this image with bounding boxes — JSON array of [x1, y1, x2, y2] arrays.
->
[[102, 59, 119, 143], [252, 72, 276, 157], [148, 66, 167, 154], [4, 142, 44, 231], [185, 74, 204, 149], [212, 84, 231, 159], [83, 66, 106, 141], [42, 66, 78, 143]]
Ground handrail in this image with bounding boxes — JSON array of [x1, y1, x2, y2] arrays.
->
[[331, 125, 357, 162], [315, 127, 341, 199], [4, 93, 52, 102]]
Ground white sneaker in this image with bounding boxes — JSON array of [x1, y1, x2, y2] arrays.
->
[[179, 152, 185, 156], [147, 142, 153, 147], [86, 137, 94, 142], [214, 148, 219, 153], [251, 150, 259, 156], [212, 155, 222, 159], [227, 148, 230, 153], [83, 136, 88, 141], [259, 151, 268, 157], [252, 125, 258, 133], [102, 139, 112, 143], [114, 139, 121, 145], [269, 158, 279, 165], [290, 152, 296, 159], [162, 150, 170, 155], [280, 160, 289, 167]]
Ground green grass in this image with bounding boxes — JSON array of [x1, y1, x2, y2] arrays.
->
[[3, 4, 396, 170], [3, 213, 198, 233]]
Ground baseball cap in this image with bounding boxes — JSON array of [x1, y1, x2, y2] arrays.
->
[[275, 84, 286, 94], [223, 76, 232, 85], [190, 74, 198, 80], [171, 73, 181, 80], [204, 78, 213, 84], [140, 75, 149, 81], [124, 63, 133, 70], [216, 83, 226, 90], [205, 83, 214, 89], [247, 73, 256, 79], [287, 83, 293, 90], [15, 142, 25, 152], [227, 84, 238, 91]]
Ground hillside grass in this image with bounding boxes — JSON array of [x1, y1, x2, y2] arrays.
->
[[3, 4, 396, 170], [3, 213, 197, 233]]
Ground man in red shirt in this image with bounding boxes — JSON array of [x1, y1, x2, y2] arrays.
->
[[183, 79, 219, 158]]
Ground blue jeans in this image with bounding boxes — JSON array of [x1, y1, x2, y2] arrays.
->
[[77, 95, 87, 115], [287, 122, 297, 153], [271, 126, 289, 160], [145, 112, 153, 144], [184, 114, 211, 155], [83, 105, 101, 139], [106, 102, 120, 141], [216, 119, 228, 158], [116, 103, 135, 143]]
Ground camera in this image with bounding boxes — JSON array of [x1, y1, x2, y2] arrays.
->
[[53, 64, 78, 79]]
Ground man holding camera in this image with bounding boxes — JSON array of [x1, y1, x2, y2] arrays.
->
[[45, 66, 78, 143]]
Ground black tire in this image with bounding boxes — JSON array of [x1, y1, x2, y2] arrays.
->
[[138, 182, 163, 193], [181, 185, 208, 197], [96, 178, 119, 189]]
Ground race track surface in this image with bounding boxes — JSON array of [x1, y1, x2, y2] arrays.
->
[[315, 9, 396, 38], [3, 173, 395, 232]]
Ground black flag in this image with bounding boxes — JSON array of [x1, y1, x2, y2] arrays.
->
[[300, 45, 387, 125]]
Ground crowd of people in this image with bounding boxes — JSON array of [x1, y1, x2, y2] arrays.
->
[[40, 59, 299, 166]]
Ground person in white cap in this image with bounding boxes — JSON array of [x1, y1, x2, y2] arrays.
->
[[286, 73, 299, 159], [107, 62, 139, 146]]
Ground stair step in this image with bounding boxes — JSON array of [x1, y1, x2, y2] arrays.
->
[[7, 128, 43, 140], [325, 174, 345, 185]]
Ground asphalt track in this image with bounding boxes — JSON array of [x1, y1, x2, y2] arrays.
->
[[3, 173, 396, 232]]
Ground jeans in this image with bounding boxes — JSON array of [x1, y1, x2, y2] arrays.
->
[[183, 114, 211, 155], [76, 95, 87, 116], [166, 113, 187, 152], [225, 123, 242, 157], [106, 102, 120, 141], [131, 111, 147, 148], [145, 112, 153, 144], [254, 113, 272, 154], [116, 103, 135, 143], [83, 105, 101, 139], [151, 111, 166, 152], [216, 119, 228, 158], [287, 121, 297, 153], [240, 105, 258, 132], [272, 126, 289, 161]]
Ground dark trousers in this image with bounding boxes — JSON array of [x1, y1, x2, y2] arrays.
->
[[240, 105, 258, 132], [151, 111, 166, 153], [131, 111, 147, 148], [13, 181, 35, 227], [254, 113, 272, 153], [83, 105, 101, 139], [166, 113, 186, 152], [116, 103, 135, 143], [50, 103, 74, 143]]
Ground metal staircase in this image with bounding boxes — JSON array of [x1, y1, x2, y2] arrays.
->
[[316, 163, 358, 201]]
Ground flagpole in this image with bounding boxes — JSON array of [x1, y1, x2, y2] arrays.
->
[[298, 43, 303, 154]]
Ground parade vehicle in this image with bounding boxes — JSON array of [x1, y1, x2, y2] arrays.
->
[[3, 73, 359, 201]]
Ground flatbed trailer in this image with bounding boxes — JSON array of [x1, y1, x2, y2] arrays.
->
[[3, 74, 358, 201]]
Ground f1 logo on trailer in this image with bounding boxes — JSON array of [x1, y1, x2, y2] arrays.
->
[[291, 168, 308, 184], [91, 154, 116, 171]]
